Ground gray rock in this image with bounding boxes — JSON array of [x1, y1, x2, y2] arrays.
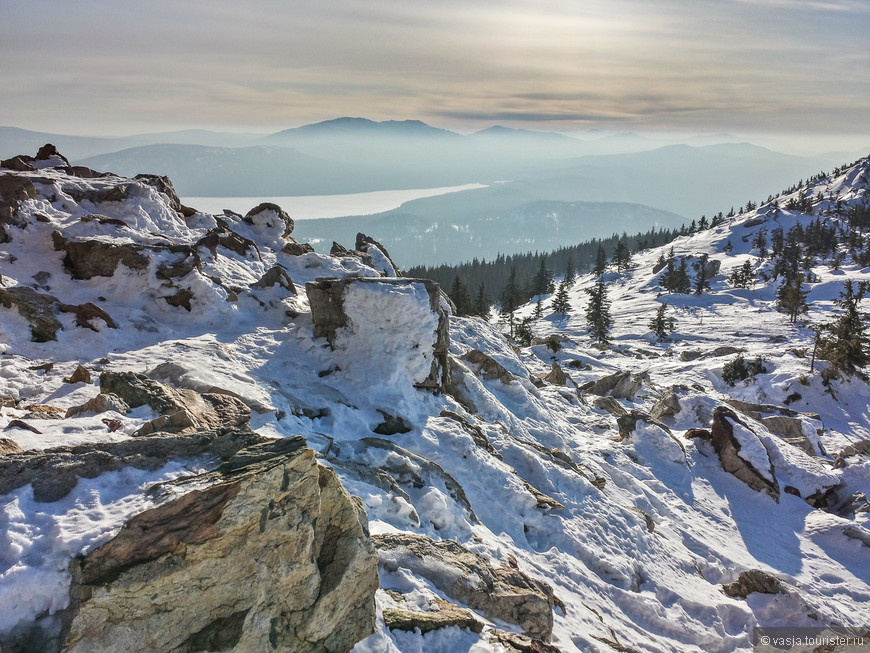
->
[[134, 173, 196, 217], [251, 265, 296, 294], [99, 371, 184, 416], [244, 202, 294, 238], [0, 286, 62, 342], [544, 361, 569, 386], [383, 594, 483, 635], [711, 407, 779, 500], [650, 387, 682, 420], [594, 396, 627, 417], [461, 349, 515, 384], [65, 393, 131, 418], [3, 434, 379, 653], [375, 532, 557, 641], [306, 277, 450, 392], [52, 231, 150, 279], [721, 570, 786, 598]]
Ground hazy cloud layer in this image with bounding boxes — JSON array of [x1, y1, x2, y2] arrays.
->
[[1, 0, 867, 135]]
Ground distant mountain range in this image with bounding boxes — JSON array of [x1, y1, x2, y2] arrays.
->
[[2, 118, 866, 268]]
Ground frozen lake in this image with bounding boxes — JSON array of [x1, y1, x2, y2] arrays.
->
[[182, 183, 487, 220]]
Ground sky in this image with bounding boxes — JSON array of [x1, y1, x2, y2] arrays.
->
[[1, 0, 869, 140]]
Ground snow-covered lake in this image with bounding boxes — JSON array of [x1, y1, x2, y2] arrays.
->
[[182, 183, 487, 220]]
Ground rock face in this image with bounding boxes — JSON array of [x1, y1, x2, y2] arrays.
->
[[374, 533, 557, 641], [710, 407, 779, 500], [1, 434, 379, 653], [306, 277, 450, 392]]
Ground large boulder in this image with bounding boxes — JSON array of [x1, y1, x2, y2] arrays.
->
[[244, 202, 294, 240], [306, 277, 450, 392], [583, 370, 649, 400], [375, 532, 557, 641], [710, 407, 779, 500], [0, 433, 379, 653]]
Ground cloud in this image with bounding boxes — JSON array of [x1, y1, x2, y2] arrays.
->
[[0, 0, 867, 135]]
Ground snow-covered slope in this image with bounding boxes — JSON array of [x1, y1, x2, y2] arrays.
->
[[1, 150, 869, 652]]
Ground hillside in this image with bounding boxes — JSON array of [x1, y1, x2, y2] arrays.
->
[[0, 146, 868, 652]]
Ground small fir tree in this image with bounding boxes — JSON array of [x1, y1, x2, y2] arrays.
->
[[593, 244, 608, 276], [449, 275, 472, 316], [648, 303, 675, 340], [817, 280, 869, 377], [474, 283, 489, 318], [585, 280, 612, 344], [533, 297, 544, 319], [776, 272, 809, 323], [551, 281, 571, 315], [564, 254, 576, 287]]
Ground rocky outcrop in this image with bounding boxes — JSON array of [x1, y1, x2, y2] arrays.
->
[[1, 433, 379, 653], [355, 232, 400, 276], [582, 370, 649, 400], [650, 386, 681, 420], [52, 231, 151, 280], [461, 349, 515, 384], [710, 407, 779, 500], [0, 286, 63, 342], [0, 173, 37, 242], [0, 438, 23, 455], [97, 371, 251, 436], [721, 570, 786, 598], [375, 533, 557, 641], [382, 593, 483, 635], [244, 202, 294, 239], [544, 361, 569, 386], [65, 393, 130, 418], [251, 265, 296, 294], [134, 173, 196, 217], [306, 277, 450, 392]]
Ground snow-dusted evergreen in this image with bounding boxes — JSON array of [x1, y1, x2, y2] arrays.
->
[[0, 149, 869, 652]]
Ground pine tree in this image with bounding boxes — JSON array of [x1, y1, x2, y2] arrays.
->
[[564, 254, 576, 287], [474, 283, 489, 318], [533, 297, 544, 319], [818, 280, 869, 377], [776, 272, 809, 323], [449, 275, 472, 316], [675, 258, 692, 294], [593, 244, 608, 276], [728, 260, 756, 289], [514, 317, 534, 346], [659, 257, 677, 292], [612, 241, 631, 273], [499, 266, 520, 316], [585, 280, 612, 343], [551, 281, 571, 315], [648, 303, 675, 340], [531, 257, 554, 296]]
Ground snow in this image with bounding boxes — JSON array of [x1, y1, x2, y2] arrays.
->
[[1, 155, 870, 651]]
